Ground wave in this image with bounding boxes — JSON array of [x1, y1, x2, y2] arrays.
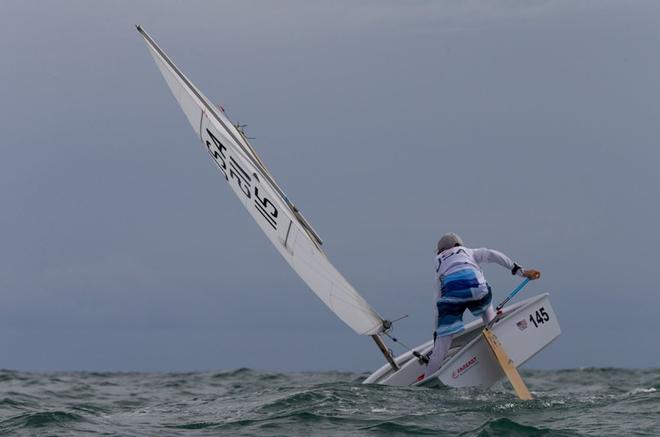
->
[[361, 421, 446, 435], [0, 369, 657, 435], [463, 418, 584, 437], [0, 411, 85, 433]]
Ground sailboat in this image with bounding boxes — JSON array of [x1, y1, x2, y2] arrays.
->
[[137, 26, 561, 391]]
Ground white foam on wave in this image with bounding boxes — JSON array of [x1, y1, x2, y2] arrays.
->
[[629, 387, 656, 395]]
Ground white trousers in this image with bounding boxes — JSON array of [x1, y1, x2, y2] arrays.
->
[[426, 304, 496, 376]]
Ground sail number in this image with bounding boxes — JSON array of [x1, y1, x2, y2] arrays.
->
[[203, 128, 279, 230], [529, 307, 550, 328]]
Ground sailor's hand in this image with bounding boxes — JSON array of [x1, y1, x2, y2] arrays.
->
[[523, 269, 541, 280]]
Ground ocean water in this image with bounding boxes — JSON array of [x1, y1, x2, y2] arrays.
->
[[0, 368, 657, 436]]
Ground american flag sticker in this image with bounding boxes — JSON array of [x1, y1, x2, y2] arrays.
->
[[516, 319, 528, 331]]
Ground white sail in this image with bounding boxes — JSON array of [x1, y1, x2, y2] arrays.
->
[[137, 26, 384, 336]]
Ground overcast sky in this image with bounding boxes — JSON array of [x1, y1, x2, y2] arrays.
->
[[1, 1, 659, 372]]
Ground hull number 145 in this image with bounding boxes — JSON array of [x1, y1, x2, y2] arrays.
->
[[529, 307, 550, 328]]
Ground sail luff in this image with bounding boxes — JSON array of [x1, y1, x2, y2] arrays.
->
[[136, 26, 267, 180], [137, 25, 386, 336], [138, 26, 325, 249]]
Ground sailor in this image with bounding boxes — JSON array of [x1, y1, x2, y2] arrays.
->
[[425, 233, 541, 376]]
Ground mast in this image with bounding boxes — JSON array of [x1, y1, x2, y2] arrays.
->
[[137, 25, 400, 368], [372, 334, 399, 371]]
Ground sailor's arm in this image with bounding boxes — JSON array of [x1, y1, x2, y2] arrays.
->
[[472, 248, 541, 280]]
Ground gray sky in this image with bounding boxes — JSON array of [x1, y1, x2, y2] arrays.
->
[[1, 1, 659, 372]]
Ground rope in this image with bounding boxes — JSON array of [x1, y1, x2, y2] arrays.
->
[[383, 332, 429, 364]]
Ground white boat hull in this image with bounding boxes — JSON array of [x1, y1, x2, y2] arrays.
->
[[364, 293, 560, 387]]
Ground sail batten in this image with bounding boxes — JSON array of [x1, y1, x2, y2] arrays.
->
[[137, 26, 385, 336]]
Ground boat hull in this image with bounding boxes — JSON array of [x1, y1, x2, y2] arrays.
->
[[363, 293, 560, 387]]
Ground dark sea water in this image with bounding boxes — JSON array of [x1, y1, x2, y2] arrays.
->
[[0, 368, 657, 436]]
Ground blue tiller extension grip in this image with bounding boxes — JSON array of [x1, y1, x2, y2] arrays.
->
[[496, 278, 530, 311]]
